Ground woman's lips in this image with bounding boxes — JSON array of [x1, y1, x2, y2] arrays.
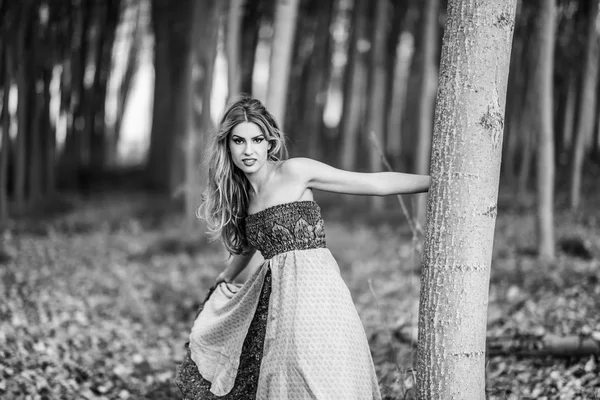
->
[[242, 159, 256, 166]]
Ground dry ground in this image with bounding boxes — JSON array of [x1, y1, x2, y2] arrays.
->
[[0, 187, 599, 399]]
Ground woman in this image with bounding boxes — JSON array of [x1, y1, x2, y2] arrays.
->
[[175, 96, 430, 399]]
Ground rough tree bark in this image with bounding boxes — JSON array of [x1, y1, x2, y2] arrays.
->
[[531, 0, 556, 259], [266, 0, 300, 126], [416, 1, 517, 399], [569, 0, 599, 210], [414, 0, 439, 227], [366, 0, 389, 210]]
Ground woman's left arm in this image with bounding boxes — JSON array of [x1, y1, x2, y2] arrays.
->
[[286, 157, 430, 196]]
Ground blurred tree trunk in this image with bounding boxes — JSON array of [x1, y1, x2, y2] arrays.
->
[[82, 2, 106, 169], [570, 0, 599, 210], [530, 0, 556, 259], [146, 0, 174, 191], [414, 0, 439, 227], [14, 2, 34, 211], [0, 43, 10, 225], [41, 68, 54, 196], [146, 0, 196, 193], [88, 0, 121, 171], [61, 2, 91, 185], [501, 9, 525, 187], [559, 72, 576, 165], [58, 1, 75, 176], [595, 102, 600, 159], [386, 2, 418, 169], [227, 0, 243, 98], [416, 1, 516, 398], [506, 7, 533, 195], [28, 32, 43, 206], [517, 12, 534, 198], [517, 128, 534, 197], [283, 0, 313, 147], [339, 0, 369, 170], [240, 0, 262, 94], [387, 31, 414, 170], [266, 0, 300, 126], [112, 2, 143, 166], [367, 0, 389, 210], [183, 0, 220, 231], [302, 0, 335, 160], [502, 66, 519, 185]]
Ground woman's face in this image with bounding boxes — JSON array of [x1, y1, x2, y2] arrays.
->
[[229, 122, 270, 175]]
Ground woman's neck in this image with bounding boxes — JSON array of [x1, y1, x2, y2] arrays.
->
[[245, 161, 277, 197]]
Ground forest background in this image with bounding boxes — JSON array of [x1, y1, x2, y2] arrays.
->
[[0, 0, 599, 399]]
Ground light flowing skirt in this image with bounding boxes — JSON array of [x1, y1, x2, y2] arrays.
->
[[186, 248, 381, 400]]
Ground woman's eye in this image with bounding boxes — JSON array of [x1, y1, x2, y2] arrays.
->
[[233, 138, 243, 144], [253, 137, 264, 143]]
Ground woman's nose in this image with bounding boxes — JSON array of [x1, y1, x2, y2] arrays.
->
[[243, 143, 253, 155]]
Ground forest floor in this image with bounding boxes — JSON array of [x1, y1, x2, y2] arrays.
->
[[1, 183, 599, 400]]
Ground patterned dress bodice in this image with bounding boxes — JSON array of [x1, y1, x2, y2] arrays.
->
[[245, 201, 326, 259]]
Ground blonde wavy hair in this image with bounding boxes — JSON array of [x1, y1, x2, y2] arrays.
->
[[198, 95, 288, 255]]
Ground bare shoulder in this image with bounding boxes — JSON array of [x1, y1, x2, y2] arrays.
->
[[279, 157, 315, 177]]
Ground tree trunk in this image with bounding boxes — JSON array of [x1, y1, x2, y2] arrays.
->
[[227, 0, 243, 98], [84, 2, 107, 170], [112, 2, 143, 166], [88, 0, 120, 171], [302, 0, 335, 160], [240, 0, 262, 94], [183, 0, 220, 231], [146, 0, 196, 193], [0, 44, 10, 225], [501, 24, 524, 186], [555, 71, 577, 166], [517, 33, 534, 201], [531, 0, 556, 260], [266, 0, 300, 126], [14, 3, 33, 211], [570, 0, 599, 210], [595, 100, 600, 159], [28, 61, 43, 205], [416, 1, 517, 398], [146, 0, 173, 191], [414, 0, 439, 227], [283, 0, 312, 145], [339, 0, 369, 171], [366, 0, 389, 210], [61, 2, 91, 185], [41, 68, 55, 196], [387, 31, 415, 170]]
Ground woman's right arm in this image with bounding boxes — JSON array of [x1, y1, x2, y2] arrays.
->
[[215, 248, 257, 285]]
